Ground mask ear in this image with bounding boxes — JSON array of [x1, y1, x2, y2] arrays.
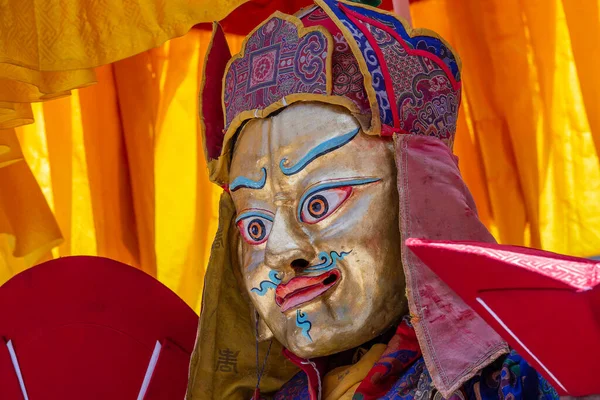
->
[[233, 218, 275, 343]]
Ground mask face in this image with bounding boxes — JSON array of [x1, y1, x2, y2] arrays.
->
[[229, 102, 406, 358]]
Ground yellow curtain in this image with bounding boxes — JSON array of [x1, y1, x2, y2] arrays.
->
[[0, 30, 244, 312], [412, 0, 600, 257], [0, 0, 247, 311], [1, 0, 600, 312]]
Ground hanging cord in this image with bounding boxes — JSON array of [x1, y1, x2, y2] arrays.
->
[[253, 310, 273, 400]]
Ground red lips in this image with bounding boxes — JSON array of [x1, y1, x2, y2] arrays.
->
[[275, 269, 341, 312]]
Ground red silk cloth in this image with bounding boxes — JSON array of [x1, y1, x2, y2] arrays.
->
[[0, 257, 198, 400], [407, 238, 600, 397]]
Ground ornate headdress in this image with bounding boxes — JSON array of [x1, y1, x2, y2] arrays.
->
[[200, 0, 462, 185]]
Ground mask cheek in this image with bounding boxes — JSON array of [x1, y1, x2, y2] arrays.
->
[[245, 262, 280, 306], [240, 240, 265, 271], [238, 244, 268, 295]]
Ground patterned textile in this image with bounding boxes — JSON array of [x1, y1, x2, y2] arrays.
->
[[407, 239, 600, 291], [274, 337, 559, 400], [223, 15, 331, 130], [301, 6, 371, 115], [463, 351, 559, 400], [322, 0, 461, 146], [345, 4, 461, 82], [274, 371, 311, 400], [279, 349, 328, 400], [353, 320, 422, 399], [204, 0, 465, 183], [320, 0, 393, 127]]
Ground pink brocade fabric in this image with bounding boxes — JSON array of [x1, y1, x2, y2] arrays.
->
[[395, 134, 509, 397], [300, 6, 371, 115], [223, 16, 330, 130]]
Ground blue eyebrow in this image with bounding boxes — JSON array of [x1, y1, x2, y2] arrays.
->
[[235, 210, 274, 224], [230, 167, 267, 192], [297, 177, 380, 221], [279, 128, 360, 176]]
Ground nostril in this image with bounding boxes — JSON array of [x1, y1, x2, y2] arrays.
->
[[323, 274, 337, 285], [291, 259, 310, 270]]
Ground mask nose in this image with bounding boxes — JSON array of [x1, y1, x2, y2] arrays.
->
[[290, 259, 310, 271], [264, 208, 315, 277]]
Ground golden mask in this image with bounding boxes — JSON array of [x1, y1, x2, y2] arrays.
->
[[230, 101, 407, 358]]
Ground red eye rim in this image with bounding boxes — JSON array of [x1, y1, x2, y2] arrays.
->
[[248, 219, 266, 241], [236, 210, 274, 245], [237, 218, 271, 245], [301, 186, 353, 224]]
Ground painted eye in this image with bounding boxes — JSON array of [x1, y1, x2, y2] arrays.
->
[[236, 212, 273, 245], [300, 186, 352, 224]]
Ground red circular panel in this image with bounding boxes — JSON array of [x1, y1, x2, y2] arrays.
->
[[0, 256, 199, 400]]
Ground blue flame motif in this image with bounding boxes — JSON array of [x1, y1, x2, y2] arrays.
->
[[304, 250, 352, 273], [250, 270, 282, 296], [230, 167, 267, 192], [296, 309, 312, 342], [279, 128, 359, 176]]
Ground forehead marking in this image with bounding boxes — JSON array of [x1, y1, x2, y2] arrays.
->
[[278, 127, 360, 176], [230, 167, 267, 192]]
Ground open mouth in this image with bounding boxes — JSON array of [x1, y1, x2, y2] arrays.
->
[[275, 269, 341, 312]]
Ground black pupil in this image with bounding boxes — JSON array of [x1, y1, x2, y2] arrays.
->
[[248, 219, 266, 241], [308, 195, 329, 218]]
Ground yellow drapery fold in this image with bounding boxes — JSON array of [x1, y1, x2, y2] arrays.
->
[[0, 30, 244, 311], [412, 0, 600, 257], [1, 1, 600, 312]]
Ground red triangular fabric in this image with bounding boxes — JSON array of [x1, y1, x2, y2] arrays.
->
[[406, 239, 600, 397], [201, 23, 231, 161]]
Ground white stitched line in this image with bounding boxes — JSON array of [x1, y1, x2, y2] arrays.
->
[[294, 4, 318, 19], [137, 341, 162, 400], [302, 360, 322, 400], [6, 340, 29, 400], [282, 96, 288, 106], [476, 298, 568, 393]]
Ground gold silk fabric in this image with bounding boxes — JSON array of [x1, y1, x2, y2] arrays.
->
[[0, 0, 249, 130], [322, 344, 387, 399]]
